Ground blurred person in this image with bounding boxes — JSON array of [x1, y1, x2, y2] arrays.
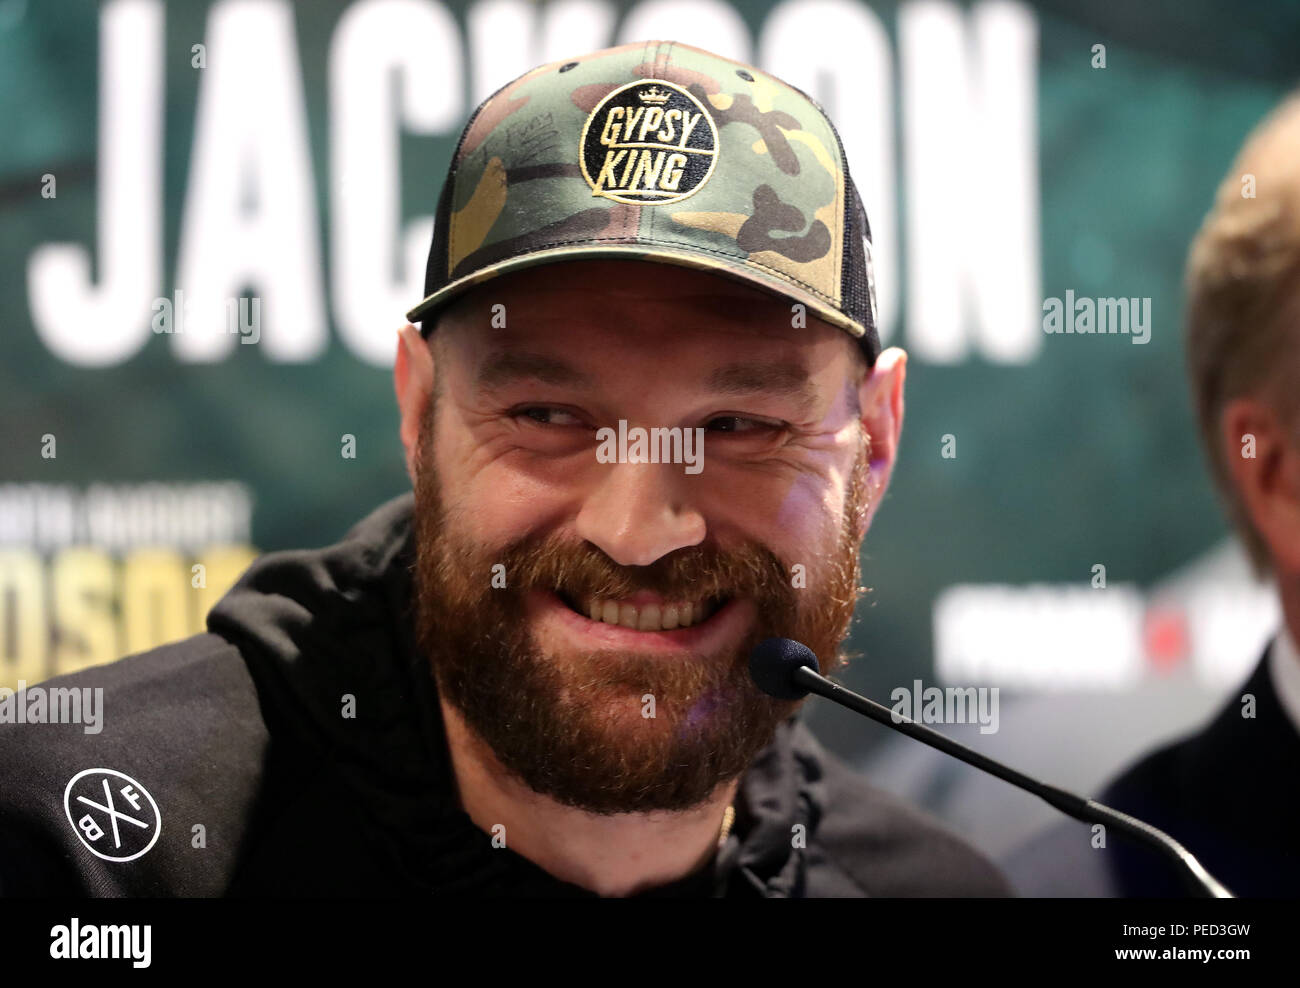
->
[[1008, 92, 1300, 897], [0, 42, 1008, 897]]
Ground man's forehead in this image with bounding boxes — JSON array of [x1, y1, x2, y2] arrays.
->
[[471, 343, 821, 416], [475, 345, 812, 386], [437, 260, 856, 407]]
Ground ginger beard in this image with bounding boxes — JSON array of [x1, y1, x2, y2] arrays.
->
[[413, 406, 869, 815]]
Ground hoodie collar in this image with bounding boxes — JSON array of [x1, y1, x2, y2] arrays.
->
[[209, 492, 820, 896]]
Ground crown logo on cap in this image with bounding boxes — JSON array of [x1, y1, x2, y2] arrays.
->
[[637, 86, 671, 105]]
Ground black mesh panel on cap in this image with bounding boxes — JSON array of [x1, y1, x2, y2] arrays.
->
[[779, 74, 881, 367], [843, 178, 881, 365]]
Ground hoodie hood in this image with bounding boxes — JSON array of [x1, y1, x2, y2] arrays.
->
[[207, 492, 825, 896]]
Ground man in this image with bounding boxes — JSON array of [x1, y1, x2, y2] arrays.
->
[[1007, 92, 1300, 897], [0, 40, 1008, 897]]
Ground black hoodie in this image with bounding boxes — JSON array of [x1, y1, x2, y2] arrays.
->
[[0, 494, 1010, 897]]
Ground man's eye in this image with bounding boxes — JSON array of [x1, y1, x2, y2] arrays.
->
[[516, 406, 584, 427], [706, 416, 779, 434]]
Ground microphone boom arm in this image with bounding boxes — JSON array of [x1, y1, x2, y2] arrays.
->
[[791, 665, 1234, 899]]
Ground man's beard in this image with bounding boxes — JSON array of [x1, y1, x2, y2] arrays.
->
[[413, 413, 868, 815]]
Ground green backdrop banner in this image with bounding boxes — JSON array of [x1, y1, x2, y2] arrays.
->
[[1, 0, 1292, 741]]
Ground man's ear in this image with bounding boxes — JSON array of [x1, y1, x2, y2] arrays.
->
[[394, 323, 435, 484], [855, 346, 907, 539], [1221, 396, 1300, 573]]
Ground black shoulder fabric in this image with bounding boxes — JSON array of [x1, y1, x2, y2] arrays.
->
[[787, 719, 1012, 897], [0, 634, 268, 896], [1097, 648, 1300, 897]]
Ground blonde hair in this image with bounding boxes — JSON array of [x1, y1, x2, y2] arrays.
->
[[1185, 92, 1300, 572]]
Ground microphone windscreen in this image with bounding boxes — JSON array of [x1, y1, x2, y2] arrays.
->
[[749, 638, 820, 700]]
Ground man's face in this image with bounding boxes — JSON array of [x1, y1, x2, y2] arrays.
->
[[405, 259, 900, 815]]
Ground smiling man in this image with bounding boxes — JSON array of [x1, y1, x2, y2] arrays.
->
[[0, 41, 1008, 897], [402, 260, 885, 895]]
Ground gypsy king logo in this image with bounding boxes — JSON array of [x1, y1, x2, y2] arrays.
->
[[580, 79, 719, 205]]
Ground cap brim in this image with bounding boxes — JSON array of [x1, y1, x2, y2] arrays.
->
[[405, 243, 868, 341]]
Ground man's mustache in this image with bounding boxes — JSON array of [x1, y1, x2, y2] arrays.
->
[[477, 534, 793, 605]]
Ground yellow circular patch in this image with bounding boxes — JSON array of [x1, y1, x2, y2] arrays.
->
[[579, 78, 720, 207]]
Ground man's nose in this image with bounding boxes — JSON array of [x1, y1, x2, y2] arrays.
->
[[574, 461, 706, 567]]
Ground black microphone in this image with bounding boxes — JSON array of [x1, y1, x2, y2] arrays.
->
[[749, 637, 1234, 898]]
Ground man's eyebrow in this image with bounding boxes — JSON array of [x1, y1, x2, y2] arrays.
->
[[476, 350, 595, 390], [707, 361, 817, 410]]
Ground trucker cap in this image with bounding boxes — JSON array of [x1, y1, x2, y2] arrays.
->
[[406, 39, 881, 364]]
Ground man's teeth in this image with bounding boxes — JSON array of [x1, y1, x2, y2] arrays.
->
[[583, 598, 719, 630]]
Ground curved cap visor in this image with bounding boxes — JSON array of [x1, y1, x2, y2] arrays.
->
[[405, 243, 868, 341]]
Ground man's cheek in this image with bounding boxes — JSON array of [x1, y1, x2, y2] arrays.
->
[[459, 499, 548, 560], [465, 469, 578, 530]]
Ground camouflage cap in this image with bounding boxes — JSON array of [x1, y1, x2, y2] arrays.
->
[[407, 39, 880, 364]]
